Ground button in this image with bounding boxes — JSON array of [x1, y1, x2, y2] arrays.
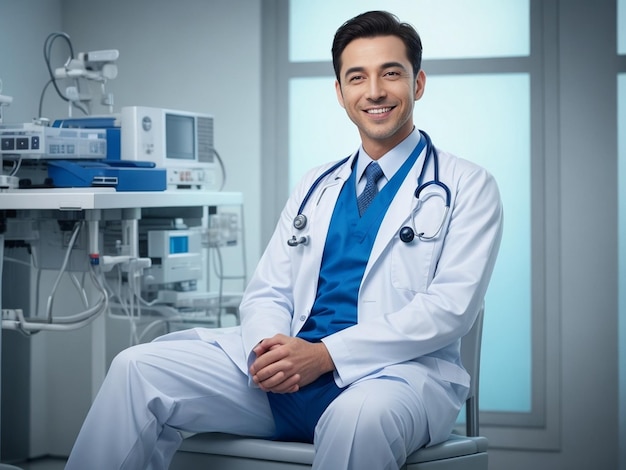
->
[[299, 315, 306, 321], [1, 138, 14, 150]]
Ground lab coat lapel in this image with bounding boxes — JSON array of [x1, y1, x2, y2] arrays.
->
[[301, 156, 355, 282], [363, 150, 427, 279]]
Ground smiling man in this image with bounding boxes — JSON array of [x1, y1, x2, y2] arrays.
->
[[335, 35, 426, 158], [66, 11, 503, 470]]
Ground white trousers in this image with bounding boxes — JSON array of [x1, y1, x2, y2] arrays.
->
[[65, 328, 430, 470]]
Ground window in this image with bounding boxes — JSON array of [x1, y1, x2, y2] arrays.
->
[[263, 0, 559, 449]]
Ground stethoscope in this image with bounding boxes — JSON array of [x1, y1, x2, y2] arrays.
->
[[287, 130, 451, 247]]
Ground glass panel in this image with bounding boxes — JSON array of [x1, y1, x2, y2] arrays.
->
[[618, 73, 626, 469], [418, 73, 532, 412], [288, 73, 532, 412], [289, 77, 360, 190], [290, 0, 530, 62]]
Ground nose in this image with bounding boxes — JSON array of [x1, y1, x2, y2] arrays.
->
[[366, 76, 386, 101]]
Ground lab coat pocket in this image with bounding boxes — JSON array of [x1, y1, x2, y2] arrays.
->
[[390, 235, 435, 293]]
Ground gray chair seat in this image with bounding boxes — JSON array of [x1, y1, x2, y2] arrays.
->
[[174, 432, 488, 469]]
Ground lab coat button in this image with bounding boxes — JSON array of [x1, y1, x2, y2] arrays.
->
[[299, 315, 306, 321]]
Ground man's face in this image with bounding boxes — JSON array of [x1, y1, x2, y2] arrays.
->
[[335, 35, 426, 158]]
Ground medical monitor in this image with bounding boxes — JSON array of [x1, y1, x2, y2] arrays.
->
[[121, 106, 218, 190]]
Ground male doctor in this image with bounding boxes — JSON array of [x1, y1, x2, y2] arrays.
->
[[66, 10, 503, 470]]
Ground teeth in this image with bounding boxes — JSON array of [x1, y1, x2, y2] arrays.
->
[[367, 107, 391, 114]]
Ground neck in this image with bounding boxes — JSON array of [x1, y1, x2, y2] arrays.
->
[[362, 127, 414, 159]]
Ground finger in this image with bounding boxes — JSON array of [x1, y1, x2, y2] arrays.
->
[[265, 374, 301, 394], [255, 364, 298, 391], [255, 370, 286, 391], [251, 346, 289, 375]]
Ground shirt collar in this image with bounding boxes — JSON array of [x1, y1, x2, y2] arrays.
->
[[356, 128, 421, 183]]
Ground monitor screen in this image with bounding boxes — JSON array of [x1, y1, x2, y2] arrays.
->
[[169, 235, 189, 254], [165, 113, 195, 160]]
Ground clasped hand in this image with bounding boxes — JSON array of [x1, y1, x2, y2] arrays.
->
[[250, 334, 334, 394]]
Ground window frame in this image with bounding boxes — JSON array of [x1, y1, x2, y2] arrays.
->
[[261, 0, 562, 450]]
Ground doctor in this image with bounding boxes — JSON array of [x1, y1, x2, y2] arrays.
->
[[66, 10, 503, 470]]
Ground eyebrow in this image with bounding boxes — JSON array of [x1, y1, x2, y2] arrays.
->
[[343, 61, 408, 80]]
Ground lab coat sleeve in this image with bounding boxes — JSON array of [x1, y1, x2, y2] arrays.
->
[[322, 158, 503, 387], [238, 162, 336, 372]]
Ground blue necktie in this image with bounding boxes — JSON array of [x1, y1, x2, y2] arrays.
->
[[357, 161, 384, 216]]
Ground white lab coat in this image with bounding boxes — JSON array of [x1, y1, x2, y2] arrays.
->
[[65, 142, 503, 470], [208, 143, 503, 445]]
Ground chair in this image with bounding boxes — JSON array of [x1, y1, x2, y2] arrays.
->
[[171, 307, 488, 470]]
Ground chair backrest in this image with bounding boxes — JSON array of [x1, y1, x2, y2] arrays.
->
[[459, 305, 484, 437]]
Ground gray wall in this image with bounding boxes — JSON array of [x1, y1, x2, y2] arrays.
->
[[60, 0, 263, 272], [489, 1, 620, 469], [0, 0, 65, 122], [0, 0, 262, 458]]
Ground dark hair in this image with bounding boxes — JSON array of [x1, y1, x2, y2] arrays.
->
[[332, 10, 423, 83]]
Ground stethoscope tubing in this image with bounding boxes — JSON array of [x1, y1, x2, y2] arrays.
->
[[289, 130, 450, 246]]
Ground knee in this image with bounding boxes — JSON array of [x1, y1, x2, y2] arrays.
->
[[320, 389, 400, 437], [110, 345, 140, 369], [318, 383, 424, 444], [107, 344, 154, 379], [354, 397, 403, 439]]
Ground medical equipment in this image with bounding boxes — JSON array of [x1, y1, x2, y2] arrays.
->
[[288, 130, 451, 247], [48, 31, 119, 115], [0, 122, 107, 160], [143, 228, 203, 289], [0, 194, 245, 335], [0, 78, 18, 190], [121, 106, 222, 190], [47, 159, 167, 191]]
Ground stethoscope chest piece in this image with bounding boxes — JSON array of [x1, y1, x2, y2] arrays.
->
[[293, 214, 307, 230], [399, 226, 415, 243]]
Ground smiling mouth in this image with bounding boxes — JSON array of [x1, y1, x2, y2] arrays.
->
[[366, 107, 393, 115]]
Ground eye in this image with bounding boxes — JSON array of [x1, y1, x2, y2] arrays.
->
[[384, 70, 402, 78], [348, 74, 365, 83]]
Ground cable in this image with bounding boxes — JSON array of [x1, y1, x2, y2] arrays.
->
[[45, 220, 83, 321], [43, 32, 74, 104], [1, 155, 23, 177], [3, 263, 109, 333], [214, 148, 227, 191], [38, 78, 53, 119], [41, 32, 88, 117]]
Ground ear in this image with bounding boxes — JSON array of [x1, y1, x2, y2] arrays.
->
[[335, 80, 346, 108], [414, 70, 426, 101]]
